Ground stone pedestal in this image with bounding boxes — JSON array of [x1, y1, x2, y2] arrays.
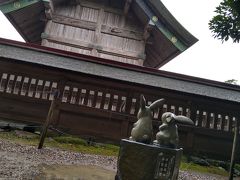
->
[[115, 139, 182, 180]]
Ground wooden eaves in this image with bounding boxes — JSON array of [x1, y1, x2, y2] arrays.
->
[[0, 0, 198, 68], [0, 37, 239, 104]]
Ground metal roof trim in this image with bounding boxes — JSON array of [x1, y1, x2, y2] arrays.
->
[[146, 0, 198, 48]]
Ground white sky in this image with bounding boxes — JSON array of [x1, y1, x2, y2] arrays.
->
[[0, 0, 239, 83], [160, 0, 239, 82]]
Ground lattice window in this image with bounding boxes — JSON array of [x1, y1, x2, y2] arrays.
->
[[154, 152, 175, 179]]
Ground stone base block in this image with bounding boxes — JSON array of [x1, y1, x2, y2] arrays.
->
[[115, 139, 182, 180]]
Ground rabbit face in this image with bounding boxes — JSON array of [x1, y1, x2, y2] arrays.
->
[[162, 112, 176, 124]]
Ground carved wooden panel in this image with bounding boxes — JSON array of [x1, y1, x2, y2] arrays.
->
[[42, 0, 145, 65]]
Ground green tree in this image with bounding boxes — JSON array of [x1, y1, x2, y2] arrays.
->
[[209, 0, 240, 42], [224, 79, 238, 84]]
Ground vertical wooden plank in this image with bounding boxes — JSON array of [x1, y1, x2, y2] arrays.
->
[[13, 76, 23, 95], [111, 94, 118, 111], [69, 87, 77, 104], [91, 90, 98, 108], [134, 96, 140, 116], [116, 95, 123, 112], [108, 93, 114, 111], [34, 79, 42, 98], [83, 89, 90, 106], [18, 76, 25, 95], [20, 77, 29, 96], [49, 82, 58, 100], [181, 106, 189, 117], [170, 105, 175, 113], [2, 73, 10, 93], [197, 110, 203, 127], [175, 105, 180, 116], [208, 113, 214, 129], [166, 104, 172, 112], [38, 91, 59, 149], [229, 119, 239, 180], [75, 4, 82, 19], [221, 114, 226, 131], [46, 81, 53, 100], [203, 111, 209, 128], [213, 113, 218, 130], [38, 80, 46, 99], [6, 74, 16, 94], [28, 78, 37, 97], [190, 108, 197, 125], [57, 79, 67, 104], [100, 91, 106, 109], [42, 81, 50, 100], [67, 85, 73, 104], [228, 116, 233, 132], [92, 8, 104, 56], [125, 92, 134, 115], [73, 87, 80, 105], [129, 98, 137, 115]]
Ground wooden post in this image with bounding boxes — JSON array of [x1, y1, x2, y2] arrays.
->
[[38, 90, 59, 149], [229, 119, 239, 180]]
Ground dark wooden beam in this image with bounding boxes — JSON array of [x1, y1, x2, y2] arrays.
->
[[123, 0, 132, 16], [135, 0, 187, 51], [41, 34, 144, 60], [143, 19, 155, 42], [229, 120, 239, 180], [43, 0, 54, 19], [52, 14, 143, 40]]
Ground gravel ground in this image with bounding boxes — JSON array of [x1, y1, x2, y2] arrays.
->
[[0, 139, 117, 179], [0, 138, 234, 180]]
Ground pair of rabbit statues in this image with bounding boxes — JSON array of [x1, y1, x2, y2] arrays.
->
[[129, 95, 193, 148]]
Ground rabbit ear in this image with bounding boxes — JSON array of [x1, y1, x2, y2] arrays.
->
[[174, 115, 194, 125], [140, 94, 146, 109], [149, 98, 165, 110]]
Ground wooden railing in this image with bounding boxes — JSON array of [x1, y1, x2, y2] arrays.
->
[[0, 70, 239, 131]]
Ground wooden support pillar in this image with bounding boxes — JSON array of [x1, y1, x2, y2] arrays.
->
[[124, 0, 132, 16], [43, 0, 54, 19], [121, 0, 132, 27], [91, 8, 105, 56], [143, 19, 155, 42], [229, 119, 239, 180], [38, 90, 60, 149]]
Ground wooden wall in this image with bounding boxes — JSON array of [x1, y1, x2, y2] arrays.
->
[[42, 0, 145, 65], [0, 59, 239, 161]]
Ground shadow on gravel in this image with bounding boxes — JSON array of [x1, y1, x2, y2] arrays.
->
[[36, 164, 115, 180]]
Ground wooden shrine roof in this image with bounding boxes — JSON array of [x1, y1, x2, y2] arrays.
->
[[0, 0, 198, 68], [0, 38, 240, 103]]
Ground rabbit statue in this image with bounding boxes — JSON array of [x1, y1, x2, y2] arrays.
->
[[154, 112, 194, 148], [129, 95, 165, 144]]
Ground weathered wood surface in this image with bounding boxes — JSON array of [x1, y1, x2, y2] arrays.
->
[[38, 94, 59, 149], [42, 0, 145, 65], [229, 120, 239, 180], [0, 59, 239, 160]]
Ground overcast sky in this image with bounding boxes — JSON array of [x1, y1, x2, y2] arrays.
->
[[0, 0, 239, 83], [160, 0, 239, 83]]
